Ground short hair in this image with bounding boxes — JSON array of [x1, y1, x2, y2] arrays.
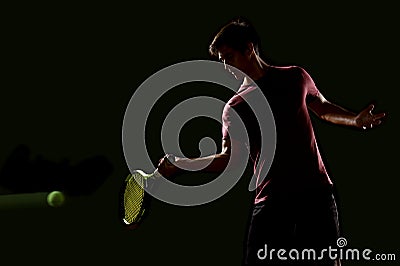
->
[[209, 17, 261, 59]]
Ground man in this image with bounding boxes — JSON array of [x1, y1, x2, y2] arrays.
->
[[157, 17, 386, 265]]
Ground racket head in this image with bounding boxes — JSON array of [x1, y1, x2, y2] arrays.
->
[[119, 170, 153, 229]]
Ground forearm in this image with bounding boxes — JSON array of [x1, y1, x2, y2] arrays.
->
[[174, 153, 230, 173], [317, 102, 358, 127], [158, 139, 246, 178]]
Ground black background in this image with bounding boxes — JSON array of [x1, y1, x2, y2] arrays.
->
[[1, 2, 399, 265]]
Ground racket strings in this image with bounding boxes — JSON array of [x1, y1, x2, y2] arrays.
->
[[123, 174, 145, 224]]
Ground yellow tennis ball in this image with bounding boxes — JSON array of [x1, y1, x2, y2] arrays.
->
[[47, 191, 65, 207]]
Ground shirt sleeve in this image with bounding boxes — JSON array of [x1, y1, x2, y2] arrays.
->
[[299, 67, 321, 103], [221, 103, 232, 140], [221, 98, 245, 142], [221, 94, 254, 145]]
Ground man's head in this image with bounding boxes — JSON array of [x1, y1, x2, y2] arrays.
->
[[209, 17, 262, 78]]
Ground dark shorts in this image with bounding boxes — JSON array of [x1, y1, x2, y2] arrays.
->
[[244, 188, 341, 266]]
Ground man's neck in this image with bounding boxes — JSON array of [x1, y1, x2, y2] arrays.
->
[[242, 58, 269, 86]]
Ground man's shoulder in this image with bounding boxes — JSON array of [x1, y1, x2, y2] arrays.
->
[[261, 65, 306, 86], [268, 65, 304, 75], [225, 65, 306, 108]]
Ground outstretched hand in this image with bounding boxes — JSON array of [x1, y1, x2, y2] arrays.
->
[[355, 104, 386, 130]]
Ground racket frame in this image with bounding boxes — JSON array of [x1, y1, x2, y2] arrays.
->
[[119, 170, 158, 229], [119, 155, 175, 229]]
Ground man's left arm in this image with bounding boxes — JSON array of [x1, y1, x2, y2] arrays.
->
[[307, 93, 386, 130]]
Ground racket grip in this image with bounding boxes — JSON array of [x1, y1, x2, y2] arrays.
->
[[152, 169, 162, 178]]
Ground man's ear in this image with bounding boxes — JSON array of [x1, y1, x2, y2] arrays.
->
[[245, 42, 255, 58]]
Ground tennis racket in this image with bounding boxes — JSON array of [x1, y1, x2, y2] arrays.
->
[[119, 155, 175, 229], [119, 169, 160, 229]]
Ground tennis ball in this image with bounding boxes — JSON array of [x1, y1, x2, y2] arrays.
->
[[47, 191, 65, 207]]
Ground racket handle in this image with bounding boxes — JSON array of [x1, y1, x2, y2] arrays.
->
[[152, 169, 162, 178]]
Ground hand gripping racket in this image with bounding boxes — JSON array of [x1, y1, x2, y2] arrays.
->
[[119, 155, 175, 229]]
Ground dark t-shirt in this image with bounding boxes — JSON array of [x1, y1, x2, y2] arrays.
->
[[222, 65, 333, 204]]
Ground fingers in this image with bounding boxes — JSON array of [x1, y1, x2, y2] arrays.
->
[[157, 157, 166, 168], [365, 104, 386, 118], [157, 154, 179, 179], [367, 104, 375, 113], [373, 112, 386, 120], [361, 115, 385, 129], [157, 158, 170, 178], [360, 104, 386, 130], [158, 154, 174, 168], [370, 111, 386, 126], [372, 120, 382, 126]]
